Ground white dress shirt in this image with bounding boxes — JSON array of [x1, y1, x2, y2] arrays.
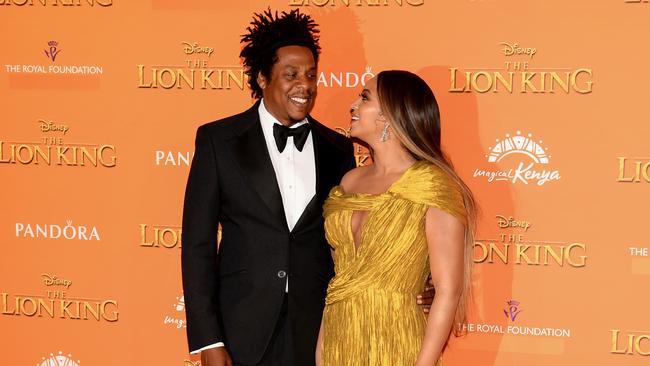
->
[[258, 99, 316, 231], [190, 99, 316, 354]]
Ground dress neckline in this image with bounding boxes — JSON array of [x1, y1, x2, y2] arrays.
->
[[334, 160, 425, 197]]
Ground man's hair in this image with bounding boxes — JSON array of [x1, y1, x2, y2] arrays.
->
[[240, 8, 321, 99]]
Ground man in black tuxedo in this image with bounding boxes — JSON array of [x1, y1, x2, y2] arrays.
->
[[181, 9, 355, 366]]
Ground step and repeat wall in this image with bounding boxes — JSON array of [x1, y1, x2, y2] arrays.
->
[[1, 1, 648, 365]]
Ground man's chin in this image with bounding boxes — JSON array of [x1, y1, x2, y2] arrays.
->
[[288, 112, 310, 122]]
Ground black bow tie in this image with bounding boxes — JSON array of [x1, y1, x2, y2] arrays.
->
[[273, 123, 311, 153]]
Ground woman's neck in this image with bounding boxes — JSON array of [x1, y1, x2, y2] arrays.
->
[[370, 141, 416, 176]]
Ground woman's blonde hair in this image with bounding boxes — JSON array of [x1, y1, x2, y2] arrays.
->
[[376, 70, 477, 335]]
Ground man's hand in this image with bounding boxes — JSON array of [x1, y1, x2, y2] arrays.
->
[[201, 347, 233, 366], [417, 277, 435, 313]]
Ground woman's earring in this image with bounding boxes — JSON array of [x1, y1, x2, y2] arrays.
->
[[380, 123, 390, 142]]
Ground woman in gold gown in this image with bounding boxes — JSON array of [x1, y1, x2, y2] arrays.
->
[[316, 70, 477, 366]]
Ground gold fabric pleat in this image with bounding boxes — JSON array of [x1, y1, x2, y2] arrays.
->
[[321, 161, 466, 366]]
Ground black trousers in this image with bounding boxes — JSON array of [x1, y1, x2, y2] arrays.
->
[[235, 295, 295, 366]]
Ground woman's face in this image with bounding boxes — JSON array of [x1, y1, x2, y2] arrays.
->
[[349, 77, 385, 143]]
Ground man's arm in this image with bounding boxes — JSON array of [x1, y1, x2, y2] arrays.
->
[[190, 342, 225, 354], [343, 139, 357, 173], [181, 125, 224, 352]]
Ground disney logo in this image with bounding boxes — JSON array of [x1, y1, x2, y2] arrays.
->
[[181, 42, 214, 57], [41, 273, 72, 289], [38, 120, 69, 135], [500, 42, 536, 58], [496, 215, 531, 231]]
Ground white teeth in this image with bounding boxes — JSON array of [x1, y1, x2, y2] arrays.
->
[[351, 116, 359, 121], [290, 97, 307, 104]]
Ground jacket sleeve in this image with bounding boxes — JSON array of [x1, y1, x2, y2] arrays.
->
[[342, 139, 357, 174], [181, 124, 223, 352]]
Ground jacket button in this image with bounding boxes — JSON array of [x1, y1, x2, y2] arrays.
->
[[289, 233, 296, 240], [277, 270, 287, 279]]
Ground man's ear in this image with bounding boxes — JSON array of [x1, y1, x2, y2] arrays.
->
[[257, 72, 267, 89]]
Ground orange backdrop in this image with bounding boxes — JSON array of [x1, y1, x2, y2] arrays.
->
[[1, 1, 649, 365]]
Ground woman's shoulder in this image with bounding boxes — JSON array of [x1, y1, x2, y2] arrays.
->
[[394, 161, 467, 221], [400, 161, 454, 189], [339, 165, 372, 193]]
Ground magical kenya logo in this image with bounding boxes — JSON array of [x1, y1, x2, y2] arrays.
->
[[473, 131, 560, 186]]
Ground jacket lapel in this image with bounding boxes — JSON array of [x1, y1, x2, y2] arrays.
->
[[312, 118, 342, 203], [228, 103, 288, 231], [292, 118, 342, 232]]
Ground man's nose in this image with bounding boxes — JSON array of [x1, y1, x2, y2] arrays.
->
[[297, 74, 315, 88]]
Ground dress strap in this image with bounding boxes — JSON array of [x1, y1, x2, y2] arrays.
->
[[389, 161, 467, 224]]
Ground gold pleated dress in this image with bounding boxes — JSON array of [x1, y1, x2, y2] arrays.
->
[[321, 161, 466, 366]]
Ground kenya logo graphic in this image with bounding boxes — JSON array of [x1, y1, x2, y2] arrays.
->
[[163, 295, 187, 329], [474, 131, 560, 186], [38, 351, 80, 366]]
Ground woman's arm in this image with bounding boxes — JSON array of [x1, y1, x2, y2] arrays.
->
[[415, 207, 465, 366], [315, 317, 324, 366]]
